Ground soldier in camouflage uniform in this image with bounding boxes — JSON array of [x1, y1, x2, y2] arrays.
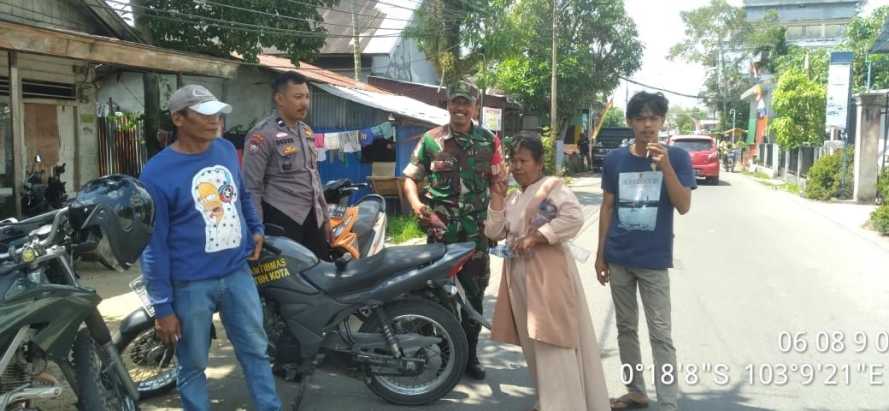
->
[[402, 82, 504, 380]]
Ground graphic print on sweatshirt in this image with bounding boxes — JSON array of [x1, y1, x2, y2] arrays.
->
[[617, 171, 663, 232], [191, 165, 242, 252]]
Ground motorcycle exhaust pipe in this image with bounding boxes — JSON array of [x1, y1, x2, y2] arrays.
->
[[444, 282, 491, 330]]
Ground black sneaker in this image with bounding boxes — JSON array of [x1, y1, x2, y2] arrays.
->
[[465, 359, 486, 380]]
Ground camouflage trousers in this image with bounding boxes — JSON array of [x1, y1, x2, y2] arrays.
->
[[427, 233, 490, 359], [423, 202, 491, 358]]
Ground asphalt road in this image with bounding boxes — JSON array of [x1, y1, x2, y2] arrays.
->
[[57, 171, 889, 410], [620, 171, 889, 411]]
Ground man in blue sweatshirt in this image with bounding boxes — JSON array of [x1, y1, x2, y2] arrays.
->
[[140, 85, 281, 411]]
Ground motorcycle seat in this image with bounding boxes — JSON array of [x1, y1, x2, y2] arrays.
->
[[306, 243, 446, 295]]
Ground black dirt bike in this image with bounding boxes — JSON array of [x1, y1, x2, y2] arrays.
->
[[0, 174, 153, 410]]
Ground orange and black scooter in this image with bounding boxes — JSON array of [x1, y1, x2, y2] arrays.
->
[[323, 179, 387, 260]]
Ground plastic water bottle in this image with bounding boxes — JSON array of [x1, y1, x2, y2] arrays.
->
[[567, 242, 592, 263], [489, 243, 515, 259]]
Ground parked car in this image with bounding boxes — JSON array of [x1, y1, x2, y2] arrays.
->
[[668, 135, 720, 184], [592, 127, 634, 171]]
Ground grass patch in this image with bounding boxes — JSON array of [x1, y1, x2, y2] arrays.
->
[[386, 215, 425, 244], [871, 204, 889, 235], [741, 169, 772, 180], [778, 182, 801, 194]]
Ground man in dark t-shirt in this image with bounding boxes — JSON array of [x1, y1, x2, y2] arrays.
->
[[595, 91, 695, 411]]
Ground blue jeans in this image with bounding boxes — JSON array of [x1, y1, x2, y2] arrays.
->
[[172, 264, 281, 411]]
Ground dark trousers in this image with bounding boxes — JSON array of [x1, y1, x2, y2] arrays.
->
[[456, 253, 490, 361], [262, 202, 330, 261]]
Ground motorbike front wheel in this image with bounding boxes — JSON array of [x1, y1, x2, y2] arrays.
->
[[114, 319, 178, 399], [359, 299, 468, 406], [73, 328, 140, 411]]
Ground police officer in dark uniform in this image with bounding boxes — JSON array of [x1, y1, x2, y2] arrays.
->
[[242, 71, 331, 260]]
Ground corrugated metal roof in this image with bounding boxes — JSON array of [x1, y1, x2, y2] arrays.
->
[[315, 83, 449, 126], [257, 54, 387, 92], [309, 85, 389, 129]]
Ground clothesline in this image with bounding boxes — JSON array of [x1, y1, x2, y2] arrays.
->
[[313, 121, 396, 162]]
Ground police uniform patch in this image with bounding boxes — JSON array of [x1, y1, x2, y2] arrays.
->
[[275, 138, 295, 145], [247, 143, 260, 153], [250, 133, 264, 144], [302, 125, 313, 138], [275, 132, 288, 139], [282, 145, 298, 156]]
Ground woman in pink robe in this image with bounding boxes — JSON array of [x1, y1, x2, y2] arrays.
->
[[485, 138, 610, 411]]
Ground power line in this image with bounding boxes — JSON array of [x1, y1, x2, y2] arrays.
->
[[373, 0, 420, 12], [192, 0, 407, 31], [619, 76, 704, 99], [282, 0, 413, 22], [100, 0, 405, 38]]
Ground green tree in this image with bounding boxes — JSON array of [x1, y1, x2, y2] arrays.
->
[[669, 0, 752, 130], [409, 0, 516, 85], [130, 0, 335, 156], [601, 107, 626, 128], [774, 46, 829, 84], [493, 0, 643, 124], [668, 106, 705, 134], [771, 67, 826, 149], [841, 5, 889, 91], [135, 0, 336, 63], [745, 10, 788, 73]]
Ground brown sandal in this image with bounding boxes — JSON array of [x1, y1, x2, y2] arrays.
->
[[610, 393, 650, 410]]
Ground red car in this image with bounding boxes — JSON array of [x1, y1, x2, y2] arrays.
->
[[668, 135, 720, 184]]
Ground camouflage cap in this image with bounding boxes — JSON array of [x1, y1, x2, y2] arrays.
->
[[446, 82, 477, 103]]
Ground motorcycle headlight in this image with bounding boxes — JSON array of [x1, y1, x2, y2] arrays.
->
[[4, 269, 48, 300]]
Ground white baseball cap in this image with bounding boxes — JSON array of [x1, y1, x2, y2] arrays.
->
[[168, 84, 232, 115]]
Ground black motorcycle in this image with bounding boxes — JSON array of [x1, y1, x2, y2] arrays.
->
[[20, 166, 47, 219], [0, 175, 151, 410], [20, 155, 68, 219], [45, 163, 69, 210], [116, 234, 485, 408]]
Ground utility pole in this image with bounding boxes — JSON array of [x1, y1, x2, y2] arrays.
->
[[352, 0, 361, 81], [132, 0, 162, 157], [719, 38, 727, 132], [550, 0, 559, 153], [730, 108, 737, 145]]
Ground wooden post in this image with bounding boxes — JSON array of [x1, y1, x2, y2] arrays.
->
[[352, 1, 361, 81], [9, 51, 24, 217]]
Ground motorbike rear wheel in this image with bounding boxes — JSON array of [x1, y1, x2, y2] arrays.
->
[[114, 320, 178, 399], [73, 328, 140, 411], [359, 299, 468, 406]]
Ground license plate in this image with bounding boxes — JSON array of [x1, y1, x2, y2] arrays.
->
[[129, 276, 156, 317]]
